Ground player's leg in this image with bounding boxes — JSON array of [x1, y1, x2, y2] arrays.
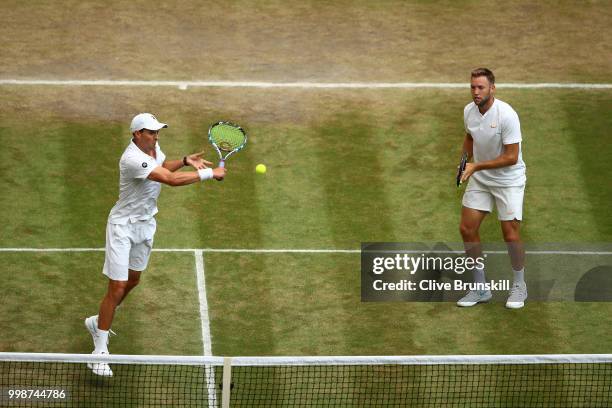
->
[[84, 222, 131, 376], [457, 179, 495, 307], [457, 207, 492, 306], [494, 184, 527, 308], [98, 279, 130, 331], [93, 219, 153, 336], [459, 206, 488, 263], [84, 279, 127, 377], [117, 269, 142, 307], [93, 222, 132, 335], [501, 219, 524, 271]]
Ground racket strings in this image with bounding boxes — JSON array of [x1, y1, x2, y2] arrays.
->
[[211, 124, 246, 152]]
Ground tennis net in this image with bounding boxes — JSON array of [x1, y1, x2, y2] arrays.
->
[[1, 353, 611, 407]]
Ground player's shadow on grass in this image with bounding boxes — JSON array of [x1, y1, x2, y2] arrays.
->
[[575, 265, 612, 301]]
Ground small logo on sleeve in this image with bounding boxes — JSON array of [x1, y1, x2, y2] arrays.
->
[[142, 162, 148, 168]]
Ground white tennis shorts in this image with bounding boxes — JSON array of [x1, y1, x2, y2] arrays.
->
[[462, 177, 525, 221], [103, 218, 157, 281]]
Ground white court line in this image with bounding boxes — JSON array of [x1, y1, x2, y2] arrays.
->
[[0, 247, 611, 255], [0, 79, 611, 89], [203, 248, 360, 253], [194, 250, 213, 356], [194, 250, 217, 407]]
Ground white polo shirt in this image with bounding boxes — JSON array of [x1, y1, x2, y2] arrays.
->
[[464, 98, 526, 187], [107, 141, 166, 224]]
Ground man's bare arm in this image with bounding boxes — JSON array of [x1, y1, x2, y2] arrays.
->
[[162, 159, 185, 172], [461, 143, 519, 183], [473, 143, 519, 171], [162, 152, 213, 172], [148, 165, 225, 186]]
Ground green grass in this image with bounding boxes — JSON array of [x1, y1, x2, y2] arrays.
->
[[206, 252, 612, 357], [1, 1, 611, 404], [1, 88, 611, 248], [0, 252, 202, 355], [0, 88, 611, 359], [0, 85, 611, 407]]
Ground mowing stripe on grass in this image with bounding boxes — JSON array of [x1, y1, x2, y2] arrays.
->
[[563, 93, 612, 239], [0, 79, 611, 89]]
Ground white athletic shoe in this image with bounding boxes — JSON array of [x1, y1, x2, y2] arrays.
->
[[87, 351, 113, 377], [84, 315, 99, 344], [506, 282, 527, 309], [457, 290, 492, 307], [85, 315, 116, 377]]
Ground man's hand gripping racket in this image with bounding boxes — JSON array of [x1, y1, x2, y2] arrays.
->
[[208, 121, 248, 181], [456, 152, 468, 191]]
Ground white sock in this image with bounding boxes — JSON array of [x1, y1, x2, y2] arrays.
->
[[513, 268, 525, 285], [94, 330, 109, 353], [473, 267, 486, 285]]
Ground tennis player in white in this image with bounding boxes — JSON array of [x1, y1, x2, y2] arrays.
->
[[85, 113, 226, 376], [456, 68, 528, 309]]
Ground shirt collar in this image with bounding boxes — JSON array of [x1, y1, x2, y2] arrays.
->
[[479, 98, 497, 118]]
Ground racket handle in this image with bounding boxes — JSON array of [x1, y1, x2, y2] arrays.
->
[[217, 160, 225, 182]]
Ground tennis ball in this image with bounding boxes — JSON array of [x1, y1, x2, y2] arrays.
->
[[255, 164, 267, 174]]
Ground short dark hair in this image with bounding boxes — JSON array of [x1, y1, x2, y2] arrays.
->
[[471, 68, 495, 85]]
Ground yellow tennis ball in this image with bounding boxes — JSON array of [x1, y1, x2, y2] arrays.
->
[[255, 164, 267, 174]]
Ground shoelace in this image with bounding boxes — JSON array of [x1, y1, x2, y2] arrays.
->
[[92, 317, 117, 344], [102, 325, 117, 345]]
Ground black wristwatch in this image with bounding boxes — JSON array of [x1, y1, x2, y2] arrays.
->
[[183, 156, 188, 166]]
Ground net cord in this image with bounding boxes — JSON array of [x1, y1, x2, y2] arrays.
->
[[1, 353, 612, 366]]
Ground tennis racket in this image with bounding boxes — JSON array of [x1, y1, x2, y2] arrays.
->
[[208, 121, 247, 169], [456, 152, 468, 188]]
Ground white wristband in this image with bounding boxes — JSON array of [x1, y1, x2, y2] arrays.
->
[[198, 168, 214, 181]]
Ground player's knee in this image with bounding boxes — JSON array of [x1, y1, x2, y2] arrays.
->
[[127, 270, 141, 288], [127, 277, 140, 289], [503, 231, 520, 243], [502, 223, 521, 242], [459, 223, 477, 239], [108, 283, 129, 303]]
